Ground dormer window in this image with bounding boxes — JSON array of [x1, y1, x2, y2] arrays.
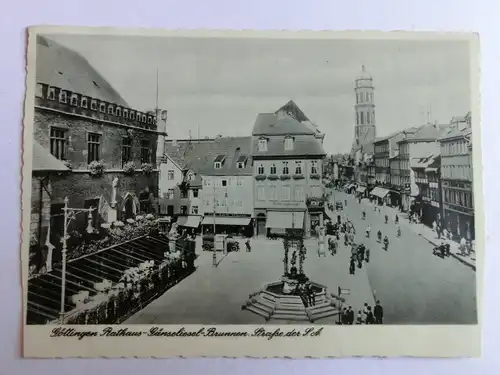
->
[[142, 115, 147, 123], [59, 91, 67, 103], [108, 105, 114, 115], [116, 107, 122, 116], [130, 112, 136, 120], [270, 164, 277, 175], [214, 154, 226, 169], [258, 138, 268, 152], [90, 100, 97, 110], [99, 103, 106, 113], [48, 88, 56, 100], [70, 94, 78, 106], [284, 136, 294, 150], [188, 173, 195, 181], [236, 155, 247, 169], [123, 109, 129, 118], [36, 83, 44, 98], [81, 97, 88, 108]]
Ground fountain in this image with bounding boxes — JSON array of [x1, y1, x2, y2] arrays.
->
[[242, 230, 341, 323]]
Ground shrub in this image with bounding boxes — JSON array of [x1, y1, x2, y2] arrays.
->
[[141, 163, 154, 175]]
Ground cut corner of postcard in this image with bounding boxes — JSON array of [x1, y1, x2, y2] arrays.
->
[[21, 26, 482, 358]]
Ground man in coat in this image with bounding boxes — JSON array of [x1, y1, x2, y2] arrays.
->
[[346, 306, 355, 325], [374, 300, 384, 324]]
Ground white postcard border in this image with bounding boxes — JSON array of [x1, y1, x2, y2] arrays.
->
[[21, 26, 483, 358]]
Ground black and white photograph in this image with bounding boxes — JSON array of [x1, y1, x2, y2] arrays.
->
[[22, 28, 481, 350]]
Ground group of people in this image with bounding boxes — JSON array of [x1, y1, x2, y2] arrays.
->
[[294, 281, 317, 308], [349, 243, 369, 275], [339, 300, 384, 325]]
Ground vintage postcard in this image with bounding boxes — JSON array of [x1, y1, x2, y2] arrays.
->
[[22, 27, 483, 358]]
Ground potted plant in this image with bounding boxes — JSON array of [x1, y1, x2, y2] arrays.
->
[[141, 163, 154, 175], [88, 160, 104, 177], [123, 161, 135, 175]]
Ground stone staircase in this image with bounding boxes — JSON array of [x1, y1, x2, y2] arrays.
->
[[242, 283, 340, 323]]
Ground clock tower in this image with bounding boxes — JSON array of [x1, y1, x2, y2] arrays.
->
[[352, 65, 376, 149]]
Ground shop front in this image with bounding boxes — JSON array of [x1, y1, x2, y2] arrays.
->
[[443, 205, 475, 241], [370, 186, 390, 205], [201, 214, 253, 237], [421, 198, 441, 228], [176, 215, 202, 235], [265, 210, 305, 239], [356, 186, 367, 198]]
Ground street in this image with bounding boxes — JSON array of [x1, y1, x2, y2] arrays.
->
[[126, 233, 374, 325], [330, 190, 478, 324]]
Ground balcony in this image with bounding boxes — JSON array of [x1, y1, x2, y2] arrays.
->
[[415, 177, 428, 184], [306, 196, 326, 211]]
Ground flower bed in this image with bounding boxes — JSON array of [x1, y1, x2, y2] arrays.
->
[[67, 216, 161, 261], [88, 160, 104, 177], [61, 258, 193, 325]]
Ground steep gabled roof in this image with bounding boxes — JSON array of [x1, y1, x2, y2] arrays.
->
[[252, 113, 315, 136], [36, 35, 129, 107], [275, 100, 310, 123]]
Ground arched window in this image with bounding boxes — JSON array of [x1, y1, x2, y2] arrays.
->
[[116, 107, 122, 116], [257, 164, 264, 175], [108, 105, 114, 115], [282, 161, 289, 175], [123, 109, 129, 118], [270, 164, 277, 175]]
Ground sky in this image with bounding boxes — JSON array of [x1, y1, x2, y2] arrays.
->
[[46, 34, 472, 154]]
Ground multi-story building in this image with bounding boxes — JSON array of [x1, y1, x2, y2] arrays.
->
[[396, 124, 447, 212], [439, 112, 474, 240], [374, 137, 391, 184], [31, 35, 161, 271], [410, 154, 442, 227], [252, 110, 326, 238], [199, 137, 254, 236]]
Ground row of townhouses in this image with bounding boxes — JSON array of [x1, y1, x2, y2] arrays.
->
[[340, 113, 473, 241], [158, 100, 327, 238]]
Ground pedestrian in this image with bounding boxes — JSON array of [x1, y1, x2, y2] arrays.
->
[[355, 311, 363, 324], [358, 244, 365, 260], [245, 238, 251, 252], [365, 248, 370, 263], [306, 282, 316, 307], [395, 214, 399, 224], [298, 283, 309, 308], [341, 308, 349, 325], [362, 303, 369, 322], [374, 300, 384, 324], [346, 306, 355, 325], [349, 257, 356, 275], [460, 237, 467, 255], [365, 306, 375, 324]]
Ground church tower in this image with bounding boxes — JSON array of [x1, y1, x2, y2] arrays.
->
[[353, 65, 376, 148]]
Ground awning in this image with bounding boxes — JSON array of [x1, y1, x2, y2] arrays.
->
[[177, 215, 201, 228], [201, 216, 251, 226], [370, 187, 390, 199], [32, 142, 70, 172], [356, 186, 366, 193], [425, 167, 438, 172], [266, 211, 305, 229]]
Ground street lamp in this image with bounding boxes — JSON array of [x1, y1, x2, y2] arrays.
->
[[59, 196, 95, 322]]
